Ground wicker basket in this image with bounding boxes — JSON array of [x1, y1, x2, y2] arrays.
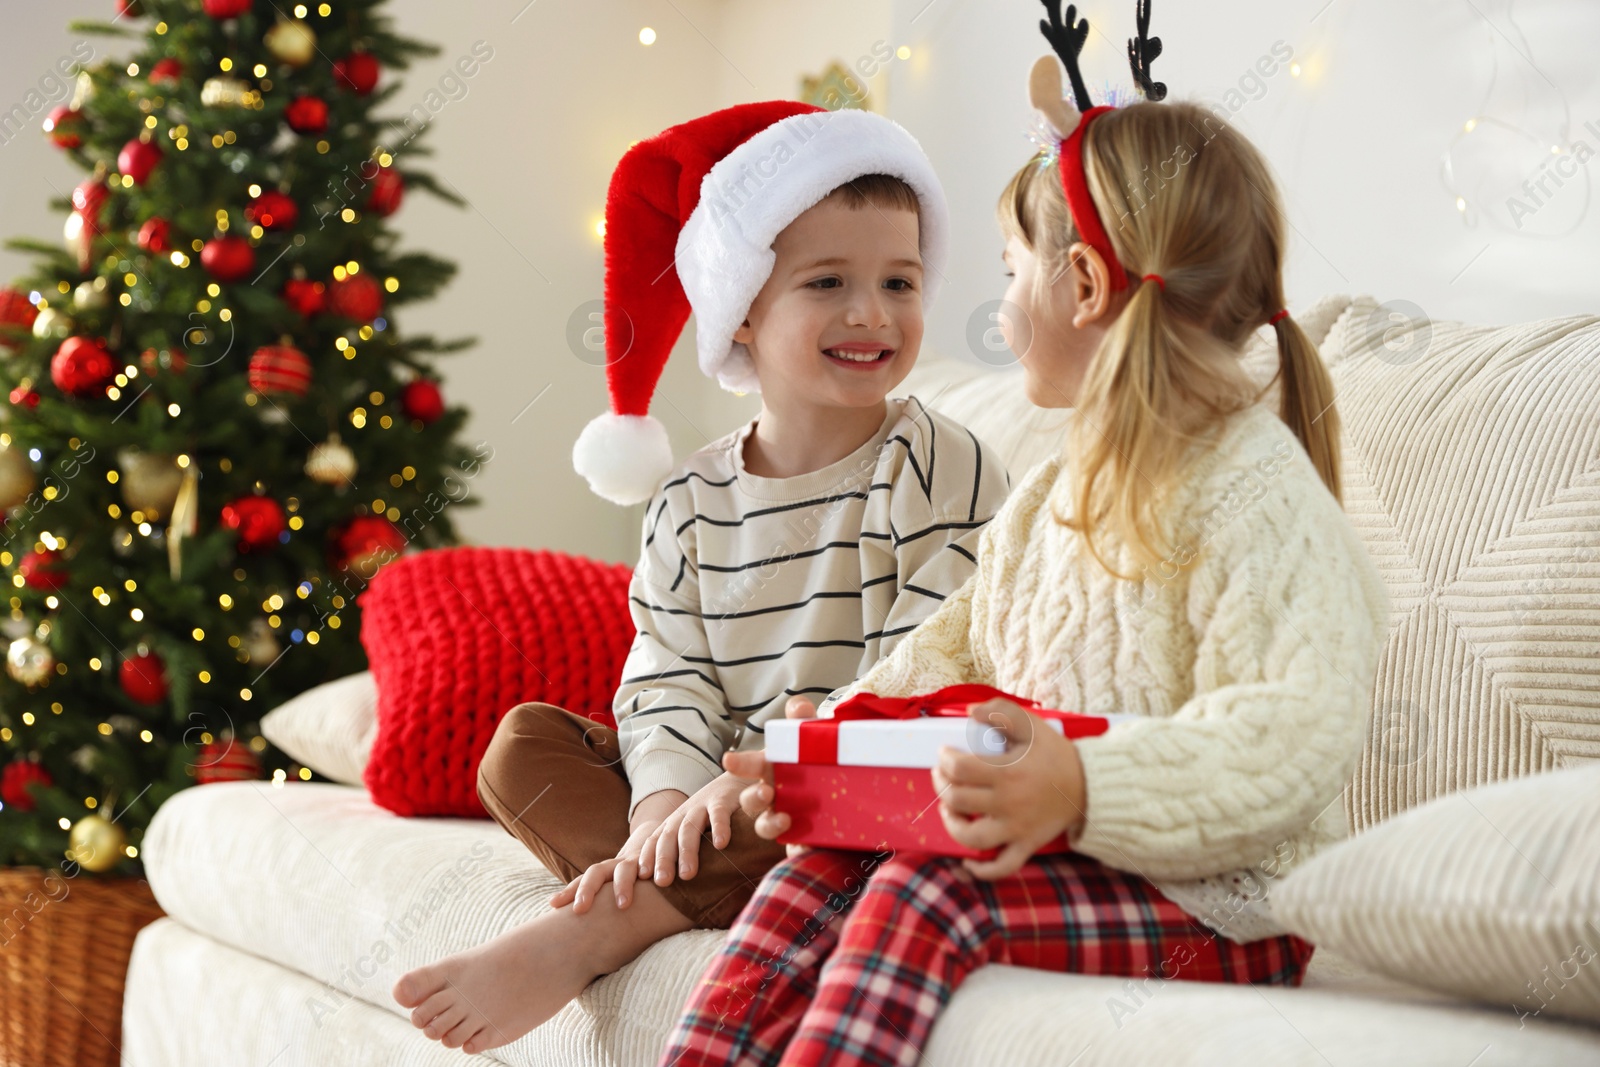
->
[[0, 866, 165, 1067]]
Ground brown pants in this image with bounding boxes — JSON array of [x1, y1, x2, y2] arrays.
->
[[475, 702, 788, 930]]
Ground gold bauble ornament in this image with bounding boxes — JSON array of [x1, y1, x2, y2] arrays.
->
[[63, 211, 84, 255], [32, 306, 71, 340], [6, 635, 55, 686], [67, 813, 127, 873], [264, 19, 317, 68], [245, 617, 280, 664], [200, 75, 250, 108], [73, 279, 109, 310], [305, 435, 356, 485], [118, 448, 184, 519], [110, 523, 137, 557], [0, 444, 35, 510]]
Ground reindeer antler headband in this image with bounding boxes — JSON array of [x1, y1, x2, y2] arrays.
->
[[1028, 0, 1167, 291]]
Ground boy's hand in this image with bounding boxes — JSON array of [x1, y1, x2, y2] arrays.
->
[[549, 787, 685, 913], [638, 771, 750, 886], [725, 695, 818, 855], [932, 698, 1089, 881]]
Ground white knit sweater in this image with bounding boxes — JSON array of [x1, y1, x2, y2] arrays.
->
[[842, 403, 1393, 942]]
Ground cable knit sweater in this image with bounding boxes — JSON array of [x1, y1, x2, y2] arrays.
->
[[840, 402, 1393, 942]]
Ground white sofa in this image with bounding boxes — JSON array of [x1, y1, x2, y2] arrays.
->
[[124, 294, 1600, 1065]]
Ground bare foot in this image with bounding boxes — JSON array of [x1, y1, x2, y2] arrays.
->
[[392, 879, 691, 1054]]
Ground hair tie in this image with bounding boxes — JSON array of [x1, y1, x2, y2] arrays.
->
[[1141, 273, 1165, 291], [1268, 308, 1289, 326]]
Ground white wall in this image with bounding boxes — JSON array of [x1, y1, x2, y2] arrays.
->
[[4, 1, 1594, 567], [888, 0, 1600, 366]]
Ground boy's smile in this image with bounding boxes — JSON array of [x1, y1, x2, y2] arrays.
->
[[822, 340, 896, 367]]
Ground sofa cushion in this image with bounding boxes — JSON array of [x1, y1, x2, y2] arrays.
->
[[126, 919, 504, 1066], [1315, 298, 1600, 829], [128, 914, 1600, 1067], [259, 671, 378, 787], [139, 780, 1600, 1066], [1276, 763, 1600, 1025], [359, 546, 635, 817]]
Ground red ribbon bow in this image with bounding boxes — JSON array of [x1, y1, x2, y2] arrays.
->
[[829, 684, 1045, 722]]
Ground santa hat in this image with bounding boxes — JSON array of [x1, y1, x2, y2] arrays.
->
[[572, 102, 950, 506]]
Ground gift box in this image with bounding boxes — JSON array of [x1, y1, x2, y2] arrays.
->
[[764, 684, 1134, 859]]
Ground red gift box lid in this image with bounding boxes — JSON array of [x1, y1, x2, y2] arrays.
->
[[766, 684, 1134, 768]]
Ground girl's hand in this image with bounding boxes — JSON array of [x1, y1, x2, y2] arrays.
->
[[932, 697, 1088, 880], [723, 695, 817, 855]]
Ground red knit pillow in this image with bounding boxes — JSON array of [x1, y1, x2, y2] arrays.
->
[[359, 546, 634, 817]]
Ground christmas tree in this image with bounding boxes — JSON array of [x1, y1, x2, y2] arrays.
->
[[0, 0, 481, 876]]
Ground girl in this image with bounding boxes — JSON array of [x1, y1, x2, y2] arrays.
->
[[657, 52, 1393, 1067]]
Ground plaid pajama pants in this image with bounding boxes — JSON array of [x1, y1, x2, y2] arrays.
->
[[660, 847, 1315, 1067]]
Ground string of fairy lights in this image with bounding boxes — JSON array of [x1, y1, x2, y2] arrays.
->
[[1, 1, 452, 867]]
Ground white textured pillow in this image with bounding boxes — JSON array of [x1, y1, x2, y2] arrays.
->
[[258, 671, 379, 787], [1275, 764, 1600, 1026], [1316, 298, 1600, 833]]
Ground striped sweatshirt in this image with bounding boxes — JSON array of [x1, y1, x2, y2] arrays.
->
[[615, 395, 1011, 819]]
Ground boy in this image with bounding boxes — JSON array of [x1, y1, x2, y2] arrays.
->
[[393, 101, 1010, 1055]]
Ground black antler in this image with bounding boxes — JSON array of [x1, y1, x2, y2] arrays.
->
[[1127, 0, 1167, 101], [1038, 0, 1094, 112]]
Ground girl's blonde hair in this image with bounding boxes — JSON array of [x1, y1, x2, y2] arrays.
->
[[997, 100, 1341, 581]]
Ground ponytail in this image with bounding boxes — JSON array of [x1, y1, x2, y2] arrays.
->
[[1065, 275, 1170, 582], [1269, 312, 1343, 504], [1064, 272, 1252, 582]]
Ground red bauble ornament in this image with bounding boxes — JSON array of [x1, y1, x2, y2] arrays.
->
[[0, 288, 39, 347], [194, 738, 261, 784], [399, 379, 445, 424], [116, 0, 145, 17], [137, 216, 172, 254], [222, 495, 286, 552], [247, 344, 312, 397], [366, 167, 404, 216], [1, 760, 53, 813], [117, 137, 162, 184], [282, 277, 325, 317], [51, 336, 116, 397], [203, 0, 252, 17], [200, 235, 255, 283], [334, 515, 407, 574], [119, 650, 169, 705], [326, 273, 383, 321], [332, 51, 380, 94], [148, 58, 183, 86], [42, 105, 84, 149], [244, 189, 298, 230], [284, 95, 329, 134], [72, 176, 111, 221], [9, 386, 40, 409], [18, 548, 69, 591]]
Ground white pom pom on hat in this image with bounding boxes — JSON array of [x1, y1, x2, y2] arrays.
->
[[571, 411, 675, 507], [574, 101, 949, 505]]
